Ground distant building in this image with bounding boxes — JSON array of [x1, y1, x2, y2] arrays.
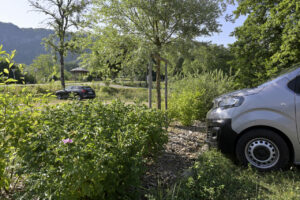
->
[[70, 67, 89, 81]]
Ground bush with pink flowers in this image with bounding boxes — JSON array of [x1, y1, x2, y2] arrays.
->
[[18, 100, 168, 199]]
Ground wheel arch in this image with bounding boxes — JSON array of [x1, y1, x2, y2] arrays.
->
[[235, 126, 295, 163]]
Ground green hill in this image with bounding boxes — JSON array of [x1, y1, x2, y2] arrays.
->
[[0, 22, 53, 65], [0, 22, 78, 65]]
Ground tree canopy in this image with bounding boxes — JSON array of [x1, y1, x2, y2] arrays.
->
[[90, 0, 228, 108], [230, 0, 300, 87], [28, 54, 59, 82]]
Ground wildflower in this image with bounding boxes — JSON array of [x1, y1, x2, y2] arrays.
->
[[62, 138, 73, 144]]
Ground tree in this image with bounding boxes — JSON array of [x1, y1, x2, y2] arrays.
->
[[28, 0, 89, 89], [92, 0, 227, 109], [230, 0, 300, 88], [29, 54, 58, 83], [78, 26, 149, 81], [165, 41, 233, 76]]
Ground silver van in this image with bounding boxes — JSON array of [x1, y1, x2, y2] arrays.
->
[[206, 64, 300, 171]]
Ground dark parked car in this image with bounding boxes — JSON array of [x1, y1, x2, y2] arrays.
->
[[56, 86, 96, 100]]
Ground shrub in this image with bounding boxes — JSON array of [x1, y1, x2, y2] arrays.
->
[[19, 100, 168, 199], [0, 91, 48, 196], [177, 150, 258, 200], [155, 150, 300, 200], [0, 45, 47, 195], [169, 70, 236, 125]]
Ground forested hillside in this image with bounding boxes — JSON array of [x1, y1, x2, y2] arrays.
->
[[0, 22, 52, 64]]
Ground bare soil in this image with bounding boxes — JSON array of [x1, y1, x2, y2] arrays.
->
[[142, 121, 208, 191]]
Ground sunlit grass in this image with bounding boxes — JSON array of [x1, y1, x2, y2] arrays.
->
[[148, 150, 300, 200]]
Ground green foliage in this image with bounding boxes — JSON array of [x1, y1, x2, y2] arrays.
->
[[0, 62, 25, 84], [0, 45, 25, 84], [79, 27, 145, 80], [92, 0, 225, 47], [18, 101, 168, 199], [179, 150, 258, 200], [0, 91, 47, 195], [100, 86, 118, 95], [0, 45, 50, 196], [153, 150, 300, 200], [28, 54, 59, 83], [97, 86, 149, 104], [169, 70, 236, 125], [230, 0, 300, 88], [166, 41, 233, 76]]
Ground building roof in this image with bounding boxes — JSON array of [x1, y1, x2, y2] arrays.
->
[[70, 67, 89, 73]]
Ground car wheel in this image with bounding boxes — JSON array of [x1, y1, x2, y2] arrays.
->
[[57, 94, 62, 100], [63, 94, 69, 99], [236, 128, 290, 171], [75, 94, 82, 100]]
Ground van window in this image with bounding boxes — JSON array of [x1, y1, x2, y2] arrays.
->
[[288, 76, 300, 94]]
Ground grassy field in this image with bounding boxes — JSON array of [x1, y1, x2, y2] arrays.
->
[[0, 81, 169, 108]]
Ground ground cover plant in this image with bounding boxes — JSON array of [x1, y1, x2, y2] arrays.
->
[[148, 150, 300, 200]]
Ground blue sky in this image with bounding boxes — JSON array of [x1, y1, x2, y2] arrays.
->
[[0, 0, 246, 46]]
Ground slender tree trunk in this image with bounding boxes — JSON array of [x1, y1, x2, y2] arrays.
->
[[148, 59, 153, 108], [156, 58, 161, 110], [165, 62, 168, 110], [59, 51, 65, 89]]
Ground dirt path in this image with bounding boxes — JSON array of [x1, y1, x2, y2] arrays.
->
[[142, 121, 208, 191]]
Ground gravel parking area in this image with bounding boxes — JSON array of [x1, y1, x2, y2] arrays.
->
[[142, 121, 208, 191]]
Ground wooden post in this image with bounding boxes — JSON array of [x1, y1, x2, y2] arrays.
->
[[148, 59, 153, 108], [165, 62, 168, 110]]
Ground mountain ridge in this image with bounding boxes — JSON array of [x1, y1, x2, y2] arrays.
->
[[0, 22, 53, 65]]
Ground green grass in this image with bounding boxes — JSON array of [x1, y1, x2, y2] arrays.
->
[[0, 82, 169, 107], [148, 150, 300, 200], [98, 86, 148, 103]]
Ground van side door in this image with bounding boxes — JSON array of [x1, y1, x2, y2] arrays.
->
[[291, 75, 300, 143]]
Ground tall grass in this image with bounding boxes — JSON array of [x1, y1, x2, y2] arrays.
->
[[148, 150, 300, 200], [168, 70, 236, 125]]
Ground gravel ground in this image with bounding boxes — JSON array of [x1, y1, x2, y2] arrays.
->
[[142, 121, 208, 192]]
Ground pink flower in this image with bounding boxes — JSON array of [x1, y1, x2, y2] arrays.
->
[[62, 138, 73, 144]]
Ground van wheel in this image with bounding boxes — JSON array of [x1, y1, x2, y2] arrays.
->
[[236, 128, 289, 171]]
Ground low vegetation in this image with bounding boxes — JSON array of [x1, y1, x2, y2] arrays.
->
[[0, 93, 168, 199], [168, 70, 236, 126], [148, 150, 300, 200], [1, 0, 300, 197]]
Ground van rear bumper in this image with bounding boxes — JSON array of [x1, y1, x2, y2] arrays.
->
[[206, 119, 238, 154]]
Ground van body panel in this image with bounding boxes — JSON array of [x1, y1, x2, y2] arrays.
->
[[206, 65, 300, 167]]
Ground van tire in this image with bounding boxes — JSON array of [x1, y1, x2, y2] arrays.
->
[[236, 128, 290, 171]]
